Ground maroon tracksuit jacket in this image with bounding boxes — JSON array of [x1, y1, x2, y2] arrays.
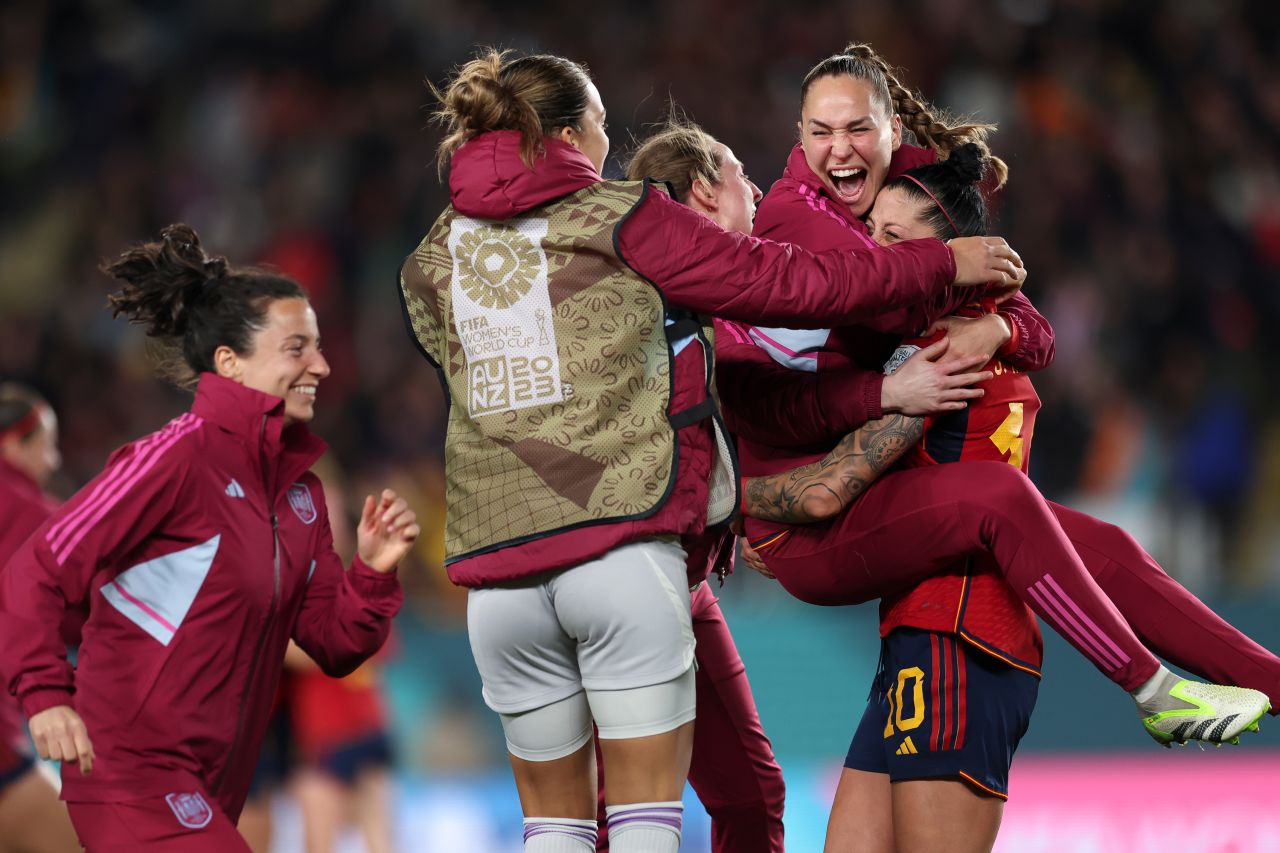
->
[[0, 373, 401, 821]]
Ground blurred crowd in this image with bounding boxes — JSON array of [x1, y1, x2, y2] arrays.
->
[[2, 0, 1279, 779]]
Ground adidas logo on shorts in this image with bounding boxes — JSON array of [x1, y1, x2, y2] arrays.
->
[[895, 735, 919, 756]]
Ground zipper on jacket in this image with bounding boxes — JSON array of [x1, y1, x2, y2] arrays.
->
[[213, 417, 283, 793]]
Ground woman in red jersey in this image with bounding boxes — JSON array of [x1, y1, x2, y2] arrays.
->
[[716, 42, 1267, 758], [725, 46, 1280, 847], [0, 225, 417, 852], [0, 385, 81, 853], [405, 48, 1021, 853], [744, 143, 1280, 852], [288, 471, 395, 853]]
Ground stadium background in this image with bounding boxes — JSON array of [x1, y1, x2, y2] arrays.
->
[[3, 0, 1280, 849]]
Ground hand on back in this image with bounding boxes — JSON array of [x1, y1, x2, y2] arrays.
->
[[738, 538, 776, 580], [949, 236, 1026, 291], [926, 313, 1011, 367], [881, 337, 992, 417]]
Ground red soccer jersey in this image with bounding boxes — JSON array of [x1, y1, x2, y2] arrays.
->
[[289, 641, 393, 760], [877, 312, 1045, 674]]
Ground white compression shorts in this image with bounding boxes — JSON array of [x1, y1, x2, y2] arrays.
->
[[467, 538, 697, 760], [499, 667, 697, 761]]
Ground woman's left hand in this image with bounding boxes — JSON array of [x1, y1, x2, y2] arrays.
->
[[356, 489, 420, 573], [927, 313, 1010, 367], [739, 538, 776, 580]]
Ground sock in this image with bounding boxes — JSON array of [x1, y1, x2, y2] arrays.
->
[[1131, 665, 1179, 713], [523, 817, 597, 852], [606, 801, 682, 853]]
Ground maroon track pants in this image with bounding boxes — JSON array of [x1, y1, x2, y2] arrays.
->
[[67, 795, 248, 852], [1049, 500, 1280, 711], [764, 461, 1162, 691], [597, 582, 786, 852]]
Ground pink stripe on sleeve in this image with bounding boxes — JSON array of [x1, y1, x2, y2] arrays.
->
[[47, 414, 195, 554], [799, 186, 850, 230], [720, 320, 752, 345], [52, 416, 202, 565], [797, 186, 879, 248], [748, 328, 820, 360]]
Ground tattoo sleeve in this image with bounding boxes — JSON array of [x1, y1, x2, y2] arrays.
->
[[742, 414, 924, 524]]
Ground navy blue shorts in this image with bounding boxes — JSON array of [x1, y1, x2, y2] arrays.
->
[[844, 628, 1038, 799], [247, 706, 293, 800], [315, 732, 393, 784]]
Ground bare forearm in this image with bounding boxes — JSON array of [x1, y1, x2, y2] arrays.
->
[[742, 414, 924, 523]]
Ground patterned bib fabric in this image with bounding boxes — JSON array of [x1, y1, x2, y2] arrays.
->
[[402, 181, 682, 561]]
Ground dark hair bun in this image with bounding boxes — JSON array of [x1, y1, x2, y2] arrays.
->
[[940, 142, 986, 186], [103, 222, 227, 339], [102, 223, 305, 390], [161, 223, 206, 265]]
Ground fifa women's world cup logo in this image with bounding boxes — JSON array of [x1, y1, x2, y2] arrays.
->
[[449, 218, 565, 417], [456, 228, 539, 309]]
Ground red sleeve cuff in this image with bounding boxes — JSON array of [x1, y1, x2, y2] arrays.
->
[[820, 369, 883, 431], [997, 311, 1021, 359], [350, 555, 400, 590], [861, 373, 886, 422], [21, 687, 75, 719]]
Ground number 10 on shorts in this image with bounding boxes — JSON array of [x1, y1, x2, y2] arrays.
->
[[883, 666, 926, 738]]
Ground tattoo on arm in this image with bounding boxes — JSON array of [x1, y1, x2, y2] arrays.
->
[[742, 414, 924, 524]]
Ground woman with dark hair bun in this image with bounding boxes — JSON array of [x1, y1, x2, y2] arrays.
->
[[0, 224, 417, 852]]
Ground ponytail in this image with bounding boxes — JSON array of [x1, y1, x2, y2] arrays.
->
[[431, 49, 593, 175], [103, 224, 305, 389], [104, 224, 225, 339]]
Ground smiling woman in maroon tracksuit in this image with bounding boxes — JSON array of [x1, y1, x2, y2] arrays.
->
[[0, 225, 418, 852]]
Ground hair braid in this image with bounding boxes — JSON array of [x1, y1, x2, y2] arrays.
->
[[839, 43, 1009, 189]]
